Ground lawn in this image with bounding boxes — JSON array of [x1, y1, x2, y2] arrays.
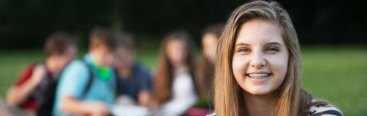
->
[[0, 45, 366, 115]]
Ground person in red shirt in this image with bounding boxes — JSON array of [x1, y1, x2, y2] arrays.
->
[[6, 31, 77, 113]]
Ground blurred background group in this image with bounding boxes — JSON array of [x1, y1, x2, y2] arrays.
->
[[0, 0, 366, 115], [1, 26, 222, 115]]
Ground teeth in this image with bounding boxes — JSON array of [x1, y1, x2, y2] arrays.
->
[[248, 73, 270, 79]]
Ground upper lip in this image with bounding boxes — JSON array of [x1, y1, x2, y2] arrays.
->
[[246, 72, 271, 74]]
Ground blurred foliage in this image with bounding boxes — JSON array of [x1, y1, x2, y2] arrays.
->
[[0, 0, 366, 49], [0, 0, 115, 49]]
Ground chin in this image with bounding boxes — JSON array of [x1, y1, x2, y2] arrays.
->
[[244, 86, 272, 95], [249, 90, 269, 95]]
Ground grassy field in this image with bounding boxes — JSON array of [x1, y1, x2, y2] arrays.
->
[[0, 45, 366, 115]]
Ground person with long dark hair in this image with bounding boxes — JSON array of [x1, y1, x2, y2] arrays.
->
[[152, 31, 198, 115], [212, 1, 343, 116]]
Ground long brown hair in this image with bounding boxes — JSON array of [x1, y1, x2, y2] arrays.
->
[[197, 23, 224, 97], [153, 30, 198, 105], [213, 1, 312, 116]]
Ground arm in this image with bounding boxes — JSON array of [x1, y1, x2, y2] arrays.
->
[[138, 71, 152, 106], [7, 65, 45, 106], [138, 91, 151, 106], [61, 96, 110, 116], [57, 61, 110, 115], [160, 74, 197, 115]]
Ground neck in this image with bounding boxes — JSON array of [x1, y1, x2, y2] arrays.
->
[[244, 91, 277, 116], [174, 64, 188, 74]]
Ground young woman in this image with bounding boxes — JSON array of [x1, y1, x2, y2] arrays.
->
[[212, 1, 343, 116], [153, 31, 198, 115], [197, 23, 224, 97]]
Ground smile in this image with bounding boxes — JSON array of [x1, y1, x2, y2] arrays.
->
[[247, 73, 271, 79]]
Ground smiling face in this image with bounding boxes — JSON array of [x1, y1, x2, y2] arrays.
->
[[166, 39, 187, 68], [91, 45, 114, 67], [232, 19, 289, 95]]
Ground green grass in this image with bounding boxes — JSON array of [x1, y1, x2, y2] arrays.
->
[[0, 45, 366, 115], [0, 50, 44, 99], [301, 45, 367, 116]]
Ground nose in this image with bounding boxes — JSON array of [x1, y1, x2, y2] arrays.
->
[[250, 51, 266, 69]]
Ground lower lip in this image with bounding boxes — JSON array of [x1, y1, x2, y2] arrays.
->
[[246, 75, 271, 84]]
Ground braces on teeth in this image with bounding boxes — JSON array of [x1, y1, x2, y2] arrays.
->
[[249, 73, 269, 79]]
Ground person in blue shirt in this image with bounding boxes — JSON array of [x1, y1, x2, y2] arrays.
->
[[113, 32, 152, 107], [53, 27, 117, 116]]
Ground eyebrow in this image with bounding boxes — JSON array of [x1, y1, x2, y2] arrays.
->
[[235, 42, 283, 47], [235, 43, 250, 47], [265, 42, 282, 46]]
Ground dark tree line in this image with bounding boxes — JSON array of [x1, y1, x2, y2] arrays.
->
[[0, 0, 366, 49]]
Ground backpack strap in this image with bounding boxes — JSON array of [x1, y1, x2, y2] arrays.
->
[[114, 69, 121, 98], [35, 61, 70, 116], [81, 61, 94, 99]]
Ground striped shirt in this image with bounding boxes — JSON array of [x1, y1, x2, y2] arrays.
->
[[305, 98, 343, 116], [207, 98, 343, 116]]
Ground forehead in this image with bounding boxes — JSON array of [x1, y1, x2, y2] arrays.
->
[[167, 39, 185, 47], [66, 45, 77, 52], [95, 45, 114, 53], [115, 47, 127, 54], [236, 19, 284, 45], [203, 33, 218, 43]]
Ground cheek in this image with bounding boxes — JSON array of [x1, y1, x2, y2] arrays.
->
[[57, 57, 70, 68], [268, 54, 289, 80], [232, 55, 249, 79], [204, 47, 215, 58], [168, 49, 185, 63], [107, 54, 114, 62], [113, 59, 122, 66], [167, 49, 177, 62], [100, 53, 113, 64], [94, 51, 103, 60]]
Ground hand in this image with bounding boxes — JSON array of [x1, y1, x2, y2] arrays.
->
[[31, 64, 46, 84], [86, 102, 111, 116]]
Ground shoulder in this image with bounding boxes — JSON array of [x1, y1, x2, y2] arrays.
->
[[60, 60, 89, 82], [306, 98, 343, 116], [57, 60, 91, 97], [21, 63, 38, 75], [62, 60, 89, 75], [65, 60, 87, 70], [15, 64, 38, 86], [134, 61, 151, 77], [135, 61, 149, 71]]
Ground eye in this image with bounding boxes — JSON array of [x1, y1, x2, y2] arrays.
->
[[265, 46, 280, 54], [236, 47, 251, 54]]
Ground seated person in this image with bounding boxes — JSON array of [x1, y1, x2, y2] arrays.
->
[[153, 31, 198, 115], [53, 27, 117, 116], [6, 32, 77, 115], [113, 32, 152, 107]]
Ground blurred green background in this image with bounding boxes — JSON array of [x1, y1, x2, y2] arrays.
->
[[1, 0, 367, 115], [1, 44, 366, 115]]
